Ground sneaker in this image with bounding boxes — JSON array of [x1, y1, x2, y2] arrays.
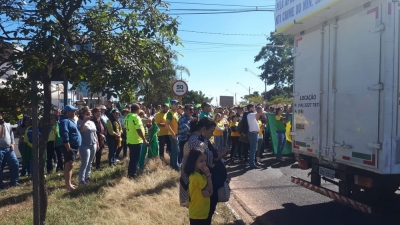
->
[[116, 159, 120, 162], [249, 165, 262, 170], [80, 180, 88, 185]]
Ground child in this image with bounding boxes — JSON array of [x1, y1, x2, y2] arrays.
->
[[229, 115, 240, 161], [213, 113, 225, 150], [184, 148, 213, 225]]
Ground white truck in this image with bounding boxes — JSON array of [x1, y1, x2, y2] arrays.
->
[[275, 0, 400, 213]]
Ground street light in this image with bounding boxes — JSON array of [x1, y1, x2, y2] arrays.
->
[[237, 82, 252, 95], [245, 68, 268, 103], [226, 89, 237, 105]]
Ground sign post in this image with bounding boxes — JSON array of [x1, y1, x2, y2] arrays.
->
[[172, 80, 189, 104]]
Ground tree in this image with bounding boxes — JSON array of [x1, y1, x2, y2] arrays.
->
[[0, 1, 179, 224], [254, 32, 294, 99], [182, 90, 213, 105], [267, 95, 292, 106]]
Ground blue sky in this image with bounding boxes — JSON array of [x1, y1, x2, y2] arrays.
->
[[170, 0, 276, 105]]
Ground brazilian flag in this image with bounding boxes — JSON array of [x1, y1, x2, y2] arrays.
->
[[266, 113, 293, 155]]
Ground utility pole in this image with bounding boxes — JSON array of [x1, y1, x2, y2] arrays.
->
[[245, 68, 268, 102]]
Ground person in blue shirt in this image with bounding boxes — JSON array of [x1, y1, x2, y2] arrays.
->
[[59, 105, 82, 191]]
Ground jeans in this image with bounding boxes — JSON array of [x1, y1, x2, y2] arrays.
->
[[214, 136, 224, 150], [178, 140, 187, 164], [46, 141, 55, 173], [79, 144, 96, 181], [257, 138, 263, 158], [247, 132, 259, 167], [230, 136, 240, 159], [223, 129, 229, 147], [158, 135, 171, 158], [116, 139, 127, 159], [107, 137, 117, 166], [54, 146, 64, 171], [276, 131, 286, 159], [0, 147, 19, 187], [169, 136, 179, 170], [128, 144, 142, 176]]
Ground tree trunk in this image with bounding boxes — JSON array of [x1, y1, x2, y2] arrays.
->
[[38, 78, 52, 224], [31, 80, 40, 225]]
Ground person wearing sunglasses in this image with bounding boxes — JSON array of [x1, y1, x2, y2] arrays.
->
[[177, 104, 194, 165]]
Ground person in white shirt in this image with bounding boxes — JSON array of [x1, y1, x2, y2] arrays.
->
[[246, 104, 264, 169]]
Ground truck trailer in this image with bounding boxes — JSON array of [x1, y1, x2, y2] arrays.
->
[[275, 0, 400, 213]]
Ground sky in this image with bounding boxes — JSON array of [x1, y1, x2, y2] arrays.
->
[[169, 0, 276, 105]]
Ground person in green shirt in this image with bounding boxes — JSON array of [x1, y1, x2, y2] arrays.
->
[[198, 102, 213, 120], [125, 104, 148, 179], [275, 108, 286, 161]]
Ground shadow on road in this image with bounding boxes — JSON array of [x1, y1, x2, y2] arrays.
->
[[251, 201, 400, 225]]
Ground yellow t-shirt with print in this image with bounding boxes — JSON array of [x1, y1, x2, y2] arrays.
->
[[258, 120, 263, 136], [213, 122, 224, 136], [166, 111, 179, 135], [189, 171, 210, 219], [230, 122, 240, 137], [155, 112, 169, 136], [124, 113, 145, 144]]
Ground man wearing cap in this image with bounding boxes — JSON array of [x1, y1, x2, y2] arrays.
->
[[106, 108, 123, 167], [246, 104, 264, 169], [59, 105, 82, 190], [192, 104, 201, 119], [198, 102, 213, 120], [166, 100, 180, 170]]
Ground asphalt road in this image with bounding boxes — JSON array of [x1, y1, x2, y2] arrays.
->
[[228, 153, 400, 225]]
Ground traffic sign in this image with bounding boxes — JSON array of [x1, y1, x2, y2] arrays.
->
[[172, 80, 188, 97]]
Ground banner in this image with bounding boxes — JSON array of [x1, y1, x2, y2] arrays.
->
[[275, 0, 339, 33]]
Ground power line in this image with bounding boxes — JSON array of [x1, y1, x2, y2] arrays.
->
[[179, 29, 267, 37], [165, 1, 275, 8], [167, 9, 273, 15], [182, 40, 266, 46]]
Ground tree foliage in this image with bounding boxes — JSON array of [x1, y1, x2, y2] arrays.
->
[[182, 90, 213, 105], [267, 95, 292, 106], [254, 32, 294, 98], [0, 0, 179, 223]]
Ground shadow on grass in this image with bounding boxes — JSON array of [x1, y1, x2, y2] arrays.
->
[[0, 192, 32, 207], [62, 166, 126, 198], [128, 178, 178, 198]]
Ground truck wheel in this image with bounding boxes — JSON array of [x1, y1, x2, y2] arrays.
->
[[311, 170, 321, 186]]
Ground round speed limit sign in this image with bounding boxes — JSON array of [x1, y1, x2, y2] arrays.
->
[[172, 80, 188, 97]]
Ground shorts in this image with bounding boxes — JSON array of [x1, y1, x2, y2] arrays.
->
[[61, 145, 79, 163]]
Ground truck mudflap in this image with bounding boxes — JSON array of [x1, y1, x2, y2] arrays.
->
[[291, 176, 372, 214]]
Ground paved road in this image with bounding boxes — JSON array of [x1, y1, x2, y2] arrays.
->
[[228, 153, 400, 225]]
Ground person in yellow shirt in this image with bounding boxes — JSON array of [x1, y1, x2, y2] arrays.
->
[[229, 115, 240, 161], [46, 118, 58, 173], [213, 113, 225, 150], [106, 109, 123, 167], [154, 103, 171, 159], [125, 104, 148, 179], [184, 148, 213, 225], [166, 100, 180, 170]]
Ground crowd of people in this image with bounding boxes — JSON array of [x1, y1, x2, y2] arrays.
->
[[0, 99, 291, 225]]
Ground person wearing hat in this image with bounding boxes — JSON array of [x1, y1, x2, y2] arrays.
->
[[192, 104, 201, 119], [59, 105, 82, 191], [99, 105, 108, 122], [166, 100, 180, 170], [106, 108, 123, 167], [105, 100, 114, 120]]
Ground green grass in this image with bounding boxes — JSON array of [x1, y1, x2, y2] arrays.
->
[[0, 155, 239, 225]]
